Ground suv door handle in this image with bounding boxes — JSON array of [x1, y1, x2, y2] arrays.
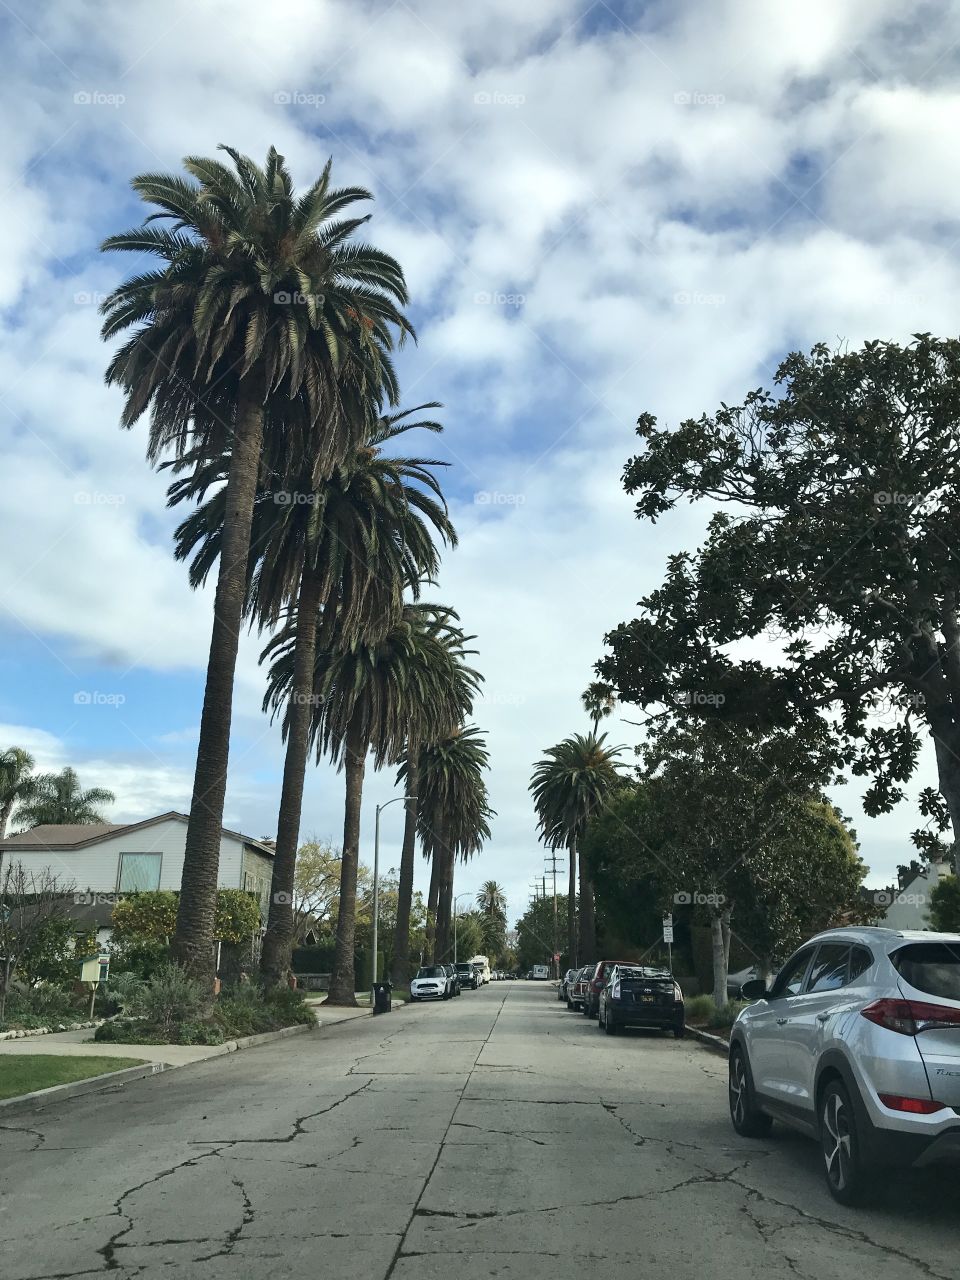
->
[[776, 1018, 788, 1026], [816, 1013, 831, 1023]]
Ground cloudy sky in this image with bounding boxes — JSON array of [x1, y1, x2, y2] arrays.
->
[[2, 0, 958, 928]]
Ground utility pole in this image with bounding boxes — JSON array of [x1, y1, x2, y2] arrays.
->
[[544, 850, 564, 979]]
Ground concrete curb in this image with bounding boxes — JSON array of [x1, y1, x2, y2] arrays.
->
[[0, 1022, 317, 1115], [0, 1020, 103, 1042], [688, 1025, 730, 1056]]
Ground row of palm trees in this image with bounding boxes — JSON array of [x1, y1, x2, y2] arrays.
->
[[100, 144, 492, 1002], [529, 685, 624, 966], [0, 751, 114, 839]]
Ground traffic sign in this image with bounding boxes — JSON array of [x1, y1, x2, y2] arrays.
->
[[662, 923, 674, 943]]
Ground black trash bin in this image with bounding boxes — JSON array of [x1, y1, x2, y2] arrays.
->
[[373, 981, 392, 1015]]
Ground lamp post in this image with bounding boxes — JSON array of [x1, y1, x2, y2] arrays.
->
[[371, 794, 415, 1008], [452, 892, 472, 966]]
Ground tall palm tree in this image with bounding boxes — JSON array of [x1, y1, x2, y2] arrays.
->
[[16, 768, 115, 829], [101, 144, 412, 978], [476, 880, 507, 918], [0, 748, 37, 839], [264, 603, 443, 1004], [390, 611, 482, 986], [530, 733, 624, 966], [415, 726, 493, 962], [171, 406, 456, 985], [581, 681, 617, 731]]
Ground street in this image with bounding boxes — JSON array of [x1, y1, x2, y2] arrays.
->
[[0, 983, 956, 1280]]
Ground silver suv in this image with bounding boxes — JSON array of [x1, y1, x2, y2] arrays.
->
[[728, 927, 960, 1204]]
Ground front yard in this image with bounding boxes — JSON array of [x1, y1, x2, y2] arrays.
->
[[0, 1054, 146, 1101]]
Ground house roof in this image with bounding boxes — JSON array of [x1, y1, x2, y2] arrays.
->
[[0, 811, 275, 858]]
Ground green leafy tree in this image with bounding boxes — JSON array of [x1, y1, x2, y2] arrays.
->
[[101, 144, 412, 979], [516, 896, 571, 973], [15, 768, 114, 828], [599, 335, 960, 872], [930, 875, 960, 931], [0, 747, 38, 838], [530, 732, 624, 966]]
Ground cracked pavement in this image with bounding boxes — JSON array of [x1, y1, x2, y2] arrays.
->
[[0, 984, 956, 1278]]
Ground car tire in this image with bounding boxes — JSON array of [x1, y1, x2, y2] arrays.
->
[[604, 1007, 617, 1035], [566, 997, 574, 1010], [820, 1079, 876, 1206], [673, 1022, 685, 1039], [728, 1046, 773, 1138]]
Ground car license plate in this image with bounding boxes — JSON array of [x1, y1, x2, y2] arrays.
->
[[640, 994, 654, 1003]]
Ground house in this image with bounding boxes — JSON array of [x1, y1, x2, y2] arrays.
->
[[0, 811, 275, 947], [880, 858, 953, 931]]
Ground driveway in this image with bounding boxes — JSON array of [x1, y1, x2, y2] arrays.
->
[[0, 983, 955, 1278]]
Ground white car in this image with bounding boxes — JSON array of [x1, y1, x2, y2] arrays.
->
[[729, 926, 960, 1204], [409, 965, 453, 1002]]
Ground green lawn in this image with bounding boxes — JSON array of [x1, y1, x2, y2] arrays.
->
[[0, 1055, 146, 1101]]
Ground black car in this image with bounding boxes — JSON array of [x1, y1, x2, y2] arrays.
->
[[455, 961, 479, 989], [597, 965, 685, 1037], [443, 963, 462, 996]]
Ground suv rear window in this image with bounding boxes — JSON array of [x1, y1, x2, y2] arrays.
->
[[892, 943, 960, 1001]]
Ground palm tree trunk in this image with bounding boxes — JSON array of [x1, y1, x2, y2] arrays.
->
[[436, 844, 454, 962], [579, 844, 596, 965], [172, 379, 265, 984], [390, 737, 419, 986], [567, 839, 577, 966], [0, 800, 13, 842], [259, 566, 322, 988], [425, 845, 442, 963], [326, 715, 367, 1005]]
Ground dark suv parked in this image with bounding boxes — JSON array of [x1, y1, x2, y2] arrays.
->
[[456, 962, 479, 989], [598, 965, 685, 1037]]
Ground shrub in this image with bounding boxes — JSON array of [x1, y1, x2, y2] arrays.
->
[[108, 937, 170, 980], [707, 1000, 747, 1029], [685, 994, 716, 1023], [106, 970, 149, 1015], [140, 963, 207, 1036]]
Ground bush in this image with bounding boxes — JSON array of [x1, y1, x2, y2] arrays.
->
[[108, 937, 170, 980], [140, 964, 207, 1036], [685, 994, 716, 1023], [0, 985, 85, 1030], [707, 1000, 747, 1029], [106, 970, 148, 1015]]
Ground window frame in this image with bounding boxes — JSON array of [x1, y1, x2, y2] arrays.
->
[[803, 942, 852, 995], [769, 945, 817, 1000], [116, 851, 163, 894]]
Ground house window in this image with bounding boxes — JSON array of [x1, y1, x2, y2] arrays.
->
[[117, 852, 162, 892]]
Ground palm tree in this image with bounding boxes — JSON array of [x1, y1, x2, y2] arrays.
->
[[0, 748, 37, 839], [101, 144, 412, 978], [16, 768, 115, 829], [264, 603, 446, 1004], [391, 618, 483, 985], [581, 681, 617, 731], [170, 406, 456, 985], [476, 880, 507, 917], [415, 726, 494, 962], [530, 733, 624, 966]]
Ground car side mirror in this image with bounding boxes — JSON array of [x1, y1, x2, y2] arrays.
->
[[740, 978, 768, 1000]]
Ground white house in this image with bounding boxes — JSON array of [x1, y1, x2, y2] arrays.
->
[[0, 811, 275, 946], [882, 858, 953, 931]]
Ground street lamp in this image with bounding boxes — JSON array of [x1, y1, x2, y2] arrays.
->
[[371, 794, 415, 1008], [453, 892, 472, 965]]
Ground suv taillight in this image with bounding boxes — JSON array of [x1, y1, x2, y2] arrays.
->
[[878, 1093, 946, 1114], [861, 998, 960, 1035]]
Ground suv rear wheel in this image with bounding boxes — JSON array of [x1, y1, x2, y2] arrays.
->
[[819, 1080, 876, 1205], [729, 1046, 773, 1138]]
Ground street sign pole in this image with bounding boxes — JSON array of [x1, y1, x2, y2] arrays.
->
[[662, 914, 674, 974]]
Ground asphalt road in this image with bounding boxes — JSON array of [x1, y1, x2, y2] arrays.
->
[[0, 982, 956, 1279]]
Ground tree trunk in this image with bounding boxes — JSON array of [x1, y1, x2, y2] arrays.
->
[[567, 839, 577, 967], [578, 845, 596, 965], [390, 738, 419, 986], [711, 909, 729, 1009], [425, 844, 442, 964], [0, 799, 14, 841], [436, 844, 454, 962], [326, 716, 368, 1005], [930, 711, 960, 876], [172, 379, 265, 984], [260, 567, 322, 988]]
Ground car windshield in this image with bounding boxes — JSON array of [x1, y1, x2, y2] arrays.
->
[[892, 942, 960, 1001], [616, 968, 671, 981], [456, 964, 473, 973], [416, 967, 445, 979]]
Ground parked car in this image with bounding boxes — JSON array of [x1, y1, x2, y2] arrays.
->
[[729, 927, 960, 1205], [598, 965, 685, 1037], [456, 961, 479, 990], [410, 965, 454, 1001], [567, 966, 593, 1010], [559, 968, 578, 1002], [443, 963, 462, 996], [583, 960, 640, 1019]]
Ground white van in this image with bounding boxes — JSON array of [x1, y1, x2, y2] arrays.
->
[[470, 955, 491, 985]]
